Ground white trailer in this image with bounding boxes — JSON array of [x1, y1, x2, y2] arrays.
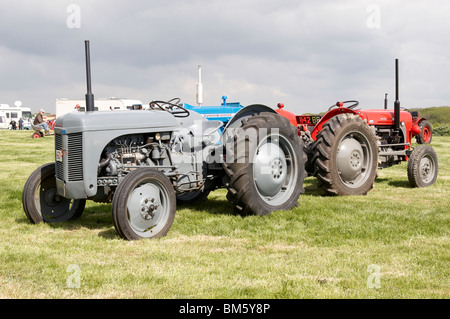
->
[[0, 111, 8, 129], [56, 98, 143, 118], [0, 103, 33, 125]]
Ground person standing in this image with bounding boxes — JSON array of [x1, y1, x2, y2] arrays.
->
[[18, 118, 24, 130]]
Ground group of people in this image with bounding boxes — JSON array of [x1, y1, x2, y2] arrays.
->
[[9, 118, 23, 130], [7, 109, 49, 133]]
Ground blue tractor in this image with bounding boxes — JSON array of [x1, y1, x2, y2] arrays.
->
[[183, 95, 243, 129]]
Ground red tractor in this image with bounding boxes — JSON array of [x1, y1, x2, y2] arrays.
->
[[276, 59, 438, 196]]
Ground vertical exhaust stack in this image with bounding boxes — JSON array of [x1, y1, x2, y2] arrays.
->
[[394, 59, 400, 130], [84, 40, 95, 112], [196, 65, 203, 106]]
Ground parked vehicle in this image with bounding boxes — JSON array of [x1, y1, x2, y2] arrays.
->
[[275, 60, 438, 194]]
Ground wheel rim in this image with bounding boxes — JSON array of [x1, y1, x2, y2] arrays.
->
[[127, 180, 171, 238], [36, 176, 77, 222], [336, 131, 374, 188], [253, 133, 297, 205], [422, 126, 431, 143], [419, 155, 435, 184]]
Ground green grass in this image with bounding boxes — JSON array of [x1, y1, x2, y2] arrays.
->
[[0, 130, 448, 298]]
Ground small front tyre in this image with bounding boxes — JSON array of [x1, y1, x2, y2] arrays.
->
[[407, 145, 438, 188], [112, 168, 176, 240], [22, 163, 86, 223], [416, 120, 432, 144]]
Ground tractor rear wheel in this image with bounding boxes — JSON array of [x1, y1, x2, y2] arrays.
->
[[223, 113, 306, 216], [311, 114, 378, 196], [22, 163, 86, 223], [416, 120, 432, 144], [407, 145, 438, 188], [112, 168, 176, 240]]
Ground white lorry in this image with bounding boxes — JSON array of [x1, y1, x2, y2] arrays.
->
[[55, 98, 144, 118]]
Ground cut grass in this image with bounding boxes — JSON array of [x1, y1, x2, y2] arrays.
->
[[0, 130, 448, 298]]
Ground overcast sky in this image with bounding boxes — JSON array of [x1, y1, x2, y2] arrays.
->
[[1, 0, 449, 114]]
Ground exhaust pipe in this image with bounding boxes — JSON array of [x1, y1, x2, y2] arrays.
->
[[84, 40, 95, 112], [196, 65, 203, 106], [394, 59, 400, 130]]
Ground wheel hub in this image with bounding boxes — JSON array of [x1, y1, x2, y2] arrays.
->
[[271, 159, 283, 179], [337, 137, 364, 182], [140, 197, 159, 220], [39, 177, 77, 222], [253, 139, 288, 198], [43, 188, 61, 207], [128, 184, 163, 233], [420, 157, 433, 182]]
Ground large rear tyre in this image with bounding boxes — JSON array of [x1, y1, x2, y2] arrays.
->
[[223, 113, 306, 216], [415, 120, 432, 144], [22, 163, 86, 223], [407, 145, 438, 188], [112, 168, 176, 240], [311, 114, 378, 196]]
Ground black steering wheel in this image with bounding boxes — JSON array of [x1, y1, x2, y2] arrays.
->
[[149, 98, 190, 118], [328, 100, 359, 111]]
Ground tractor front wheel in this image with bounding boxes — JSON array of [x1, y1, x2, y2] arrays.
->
[[407, 145, 438, 188], [416, 120, 432, 144], [112, 168, 176, 240], [22, 163, 86, 223], [311, 114, 378, 196]]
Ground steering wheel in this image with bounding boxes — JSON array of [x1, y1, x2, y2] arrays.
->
[[328, 100, 359, 111], [149, 98, 190, 118]]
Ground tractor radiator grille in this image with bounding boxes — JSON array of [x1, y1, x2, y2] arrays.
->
[[55, 134, 63, 179], [55, 132, 83, 181], [67, 133, 83, 181]]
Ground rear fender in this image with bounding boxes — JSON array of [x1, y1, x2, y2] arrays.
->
[[413, 117, 427, 126], [223, 104, 277, 132], [311, 107, 358, 141]]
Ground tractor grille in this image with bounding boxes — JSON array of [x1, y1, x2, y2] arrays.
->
[[55, 134, 63, 179], [67, 133, 83, 181], [55, 132, 83, 181]]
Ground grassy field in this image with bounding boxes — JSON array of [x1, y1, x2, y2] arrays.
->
[[0, 130, 448, 299]]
